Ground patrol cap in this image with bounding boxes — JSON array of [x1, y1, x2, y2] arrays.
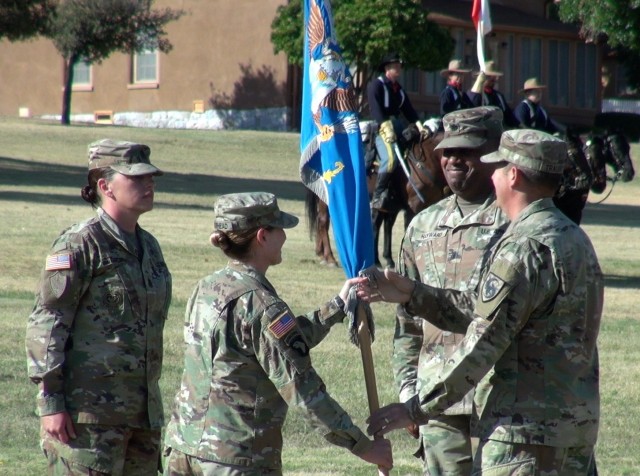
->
[[88, 139, 163, 176], [435, 106, 504, 150], [480, 129, 567, 174], [213, 192, 299, 232]]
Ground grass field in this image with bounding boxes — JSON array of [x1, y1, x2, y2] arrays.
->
[[0, 117, 639, 475]]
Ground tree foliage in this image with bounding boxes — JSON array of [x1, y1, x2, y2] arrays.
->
[[48, 0, 183, 64], [43, 0, 184, 125], [0, 0, 54, 41], [271, 0, 454, 92], [557, 0, 640, 51], [557, 0, 640, 90]]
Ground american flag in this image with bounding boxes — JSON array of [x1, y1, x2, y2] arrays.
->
[[45, 253, 71, 271], [268, 311, 296, 339]]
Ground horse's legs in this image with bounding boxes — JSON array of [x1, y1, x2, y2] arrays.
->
[[372, 209, 383, 267], [316, 202, 338, 267], [382, 211, 398, 269]]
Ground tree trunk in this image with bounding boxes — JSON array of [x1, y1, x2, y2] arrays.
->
[[60, 55, 76, 125]]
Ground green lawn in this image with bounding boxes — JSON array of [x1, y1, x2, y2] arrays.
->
[[1, 117, 638, 475]]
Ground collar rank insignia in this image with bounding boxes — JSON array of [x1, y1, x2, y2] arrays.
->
[[481, 272, 505, 302], [268, 310, 296, 339]]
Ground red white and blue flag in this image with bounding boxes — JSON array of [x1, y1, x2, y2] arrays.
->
[[268, 311, 297, 339], [45, 253, 72, 271], [472, 0, 492, 72]]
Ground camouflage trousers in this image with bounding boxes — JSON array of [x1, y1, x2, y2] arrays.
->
[[471, 440, 596, 475], [42, 424, 160, 475], [419, 414, 473, 476], [163, 447, 282, 476]]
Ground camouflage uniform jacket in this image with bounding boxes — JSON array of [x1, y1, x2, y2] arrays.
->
[[26, 208, 172, 428], [393, 193, 508, 415], [403, 198, 603, 447], [165, 261, 370, 471]]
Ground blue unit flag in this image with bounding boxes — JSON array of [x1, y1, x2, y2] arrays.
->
[[300, 0, 374, 279]]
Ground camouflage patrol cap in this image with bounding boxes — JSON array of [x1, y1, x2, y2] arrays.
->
[[481, 129, 567, 174], [434, 106, 504, 150], [88, 139, 163, 176], [214, 192, 299, 232]]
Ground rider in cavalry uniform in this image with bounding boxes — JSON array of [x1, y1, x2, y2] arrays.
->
[[514, 77, 565, 134], [439, 59, 473, 116], [367, 52, 421, 212], [467, 61, 520, 129]]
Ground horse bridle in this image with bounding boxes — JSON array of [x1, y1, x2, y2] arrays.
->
[[405, 137, 439, 191]]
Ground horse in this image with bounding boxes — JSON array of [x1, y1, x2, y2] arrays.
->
[[554, 128, 635, 224], [585, 129, 635, 198], [553, 128, 595, 225], [370, 166, 412, 269], [371, 128, 449, 269], [305, 125, 448, 269]]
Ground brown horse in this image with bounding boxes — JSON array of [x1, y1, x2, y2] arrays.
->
[[306, 130, 449, 268]]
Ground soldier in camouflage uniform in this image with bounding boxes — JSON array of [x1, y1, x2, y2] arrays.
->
[[362, 130, 603, 475], [163, 192, 392, 475], [26, 139, 172, 475], [393, 106, 508, 475]]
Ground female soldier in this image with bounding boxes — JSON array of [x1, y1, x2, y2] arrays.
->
[[163, 192, 392, 475], [26, 139, 172, 475]]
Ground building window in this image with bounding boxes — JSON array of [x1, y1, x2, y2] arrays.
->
[[520, 37, 542, 84], [575, 43, 597, 108], [402, 68, 420, 93], [548, 40, 569, 107], [72, 59, 93, 92], [129, 49, 159, 89], [498, 35, 514, 101], [423, 71, 445, 97]]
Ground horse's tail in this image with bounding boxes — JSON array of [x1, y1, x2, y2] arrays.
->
[[305, 188, 319, 238]]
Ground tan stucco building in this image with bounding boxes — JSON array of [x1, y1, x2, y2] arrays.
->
[[0, 0, 601, 130]]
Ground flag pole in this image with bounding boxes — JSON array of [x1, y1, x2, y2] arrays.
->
[[357, 303, 390, 476]]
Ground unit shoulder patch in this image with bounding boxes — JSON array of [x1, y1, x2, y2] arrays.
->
[[481, 272, 506, 302]]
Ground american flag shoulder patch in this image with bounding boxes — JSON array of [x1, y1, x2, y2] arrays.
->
[[268, 310, 296, 339], [45, 253, 72, 271]]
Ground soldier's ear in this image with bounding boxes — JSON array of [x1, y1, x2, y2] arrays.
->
[[255, 227, 269, 245], [97, 178, 113, 198]]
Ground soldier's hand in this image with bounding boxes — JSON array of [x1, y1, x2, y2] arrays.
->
[[366, 402, 413, 437], [41, 411, 77, 443], [379, 120, 396, 143], [358, 437, 393, 470], [422, 117, 441, 139], [356, 268, 416, 304], [471, 71, 487, 94], [406, 422, 420, 439], [402, 123, 421, 144]]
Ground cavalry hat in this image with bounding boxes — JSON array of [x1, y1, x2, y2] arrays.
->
[[88, 139, 163, 176], [213, 192, 299, 232], [440, 59, 471, 77], [481, 129, 567, 174], [473, 60, 503, 77], [519, 77, 547, 94], [435, 106, 504, 150], [378, 52, 404, 72]]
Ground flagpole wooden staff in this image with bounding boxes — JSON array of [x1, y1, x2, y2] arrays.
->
[[357, 303, 390, 476]]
